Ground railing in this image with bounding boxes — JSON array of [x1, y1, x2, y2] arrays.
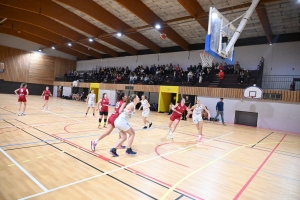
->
[[262, 75, 300, 90]]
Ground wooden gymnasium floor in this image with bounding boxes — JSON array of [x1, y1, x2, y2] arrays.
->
[[0, 94, 300, 200]]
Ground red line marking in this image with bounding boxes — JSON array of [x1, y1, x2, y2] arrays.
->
[[155, 143, 190, 168], [52, 134, 203, 199], [233, 133, 287, 200]]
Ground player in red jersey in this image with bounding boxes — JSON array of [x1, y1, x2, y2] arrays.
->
[[96, 93, 109, 128], [166, 98, 190, 139], [14, 83, 29, 116], [41, 86, 52, 110], [91, 93, 127, 152]]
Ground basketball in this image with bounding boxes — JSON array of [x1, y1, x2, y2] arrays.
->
[[160, 33, 167, 40]]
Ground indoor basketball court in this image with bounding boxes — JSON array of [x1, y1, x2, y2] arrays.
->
[[0, 94, 299, 200], [0, 0, 300, 199]]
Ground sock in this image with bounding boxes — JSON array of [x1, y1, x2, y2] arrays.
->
[[104, 119, 107, 125], [198, 135, 202, 140], [86, 113, 87, 115], [99, 119, 102, 123], [93, 113, 95, 116], [95, 139, 99, 144]]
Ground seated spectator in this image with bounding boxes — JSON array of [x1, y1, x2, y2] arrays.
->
[[238, 70, 245, 84], [143, 75, 149, 84], [129, 73, 134, 84], [187, 70, 194, 82], [244, 69, 251, 83], [217, 70, 225, 80]]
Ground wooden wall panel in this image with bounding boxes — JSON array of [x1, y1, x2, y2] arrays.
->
[[54, 57, 76, 78], [78, 82, 90, 88], [133, 85, 159, 92], [53, 81, 72, 87], [0, 45, 30, 82], [101, 83, 125, 90], [28, 53, 55, 85]]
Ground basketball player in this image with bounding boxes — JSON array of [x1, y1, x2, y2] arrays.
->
[[14, 83, 29, 116], [138, 95, 152, 129], [41, 86, 52, 110], [167, 98, 190, 139], [85, 90, 96, 117], [96, 93, 109, 128], [91, 93, 127, 152], [109, 94, 140, 157], [187, 98, 210, 142]]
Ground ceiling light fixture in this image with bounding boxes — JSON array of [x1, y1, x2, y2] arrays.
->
[[155, 24, 161, 29], [52, 46, 55, 50], [116, 32, 122, 37], [68, 43, 72, 46], [89, 38, 93, 42], [38, 48, 42, 52]]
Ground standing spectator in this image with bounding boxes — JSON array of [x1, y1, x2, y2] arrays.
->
[[199, 70, 204, 83], [234, 61, 241, 74], [187, 71, 193, 82], [214, 98, 226, 125], [223, 63, 228, 74]]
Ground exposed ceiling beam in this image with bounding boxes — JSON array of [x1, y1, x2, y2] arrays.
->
[[0, 27, 88, 59], [0, 0, 137, 55], [0, 5, 118, 57], [177, 0, 208, 30], [256, 4, 273, 44], [53, 0, 160, 53], [2, 19, 102, 58], [115, 0, 190, 51]]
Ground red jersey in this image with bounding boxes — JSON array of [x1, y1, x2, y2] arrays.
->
[[108, 100, 125, 127], [170, 103, 187, 121], [18, 87, 27, 102], [43, 90, 51, 100], [100, 98, 109, 112]]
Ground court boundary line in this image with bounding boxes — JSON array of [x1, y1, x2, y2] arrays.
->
[[19, 132, 233, 199], [233, 133, 287, 199], [0, 148, 48, 192], [160, 133, 290, 200]]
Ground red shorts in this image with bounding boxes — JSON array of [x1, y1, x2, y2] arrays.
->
[[44, 96, 49, 100], [108, 115, 118, 127], [170, 113, 181, 121], [18, 96, 26, 102]]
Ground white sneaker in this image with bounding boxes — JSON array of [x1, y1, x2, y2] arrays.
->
[[18, 112, 21, 116], [167, 132, 173, 139], [46, 108, 50, 110], [22, 112, 26, 116]]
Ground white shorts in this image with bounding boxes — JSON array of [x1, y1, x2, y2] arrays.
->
[[87, 102, 95, 108], [193, 115, 203, 124], [142, 109, 150, 117], [114, 117, 131, 132]]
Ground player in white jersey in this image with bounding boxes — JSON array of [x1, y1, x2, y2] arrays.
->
[[109, 94, 140, 157], [187, 98, 210, 142], [85, 90, 96, 117], [138, 95, 152, 129]]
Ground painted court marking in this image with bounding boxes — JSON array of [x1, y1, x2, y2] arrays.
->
[[19, 132, 233, 199], [0, 148, 48, 192], [160, 133, 291, 200]]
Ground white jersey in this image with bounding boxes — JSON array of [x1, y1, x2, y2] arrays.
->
[[88, 94, 95, 103], [193, 104, 204, 116], [118, 102, 135, 121], [141, 99, 149, 110]]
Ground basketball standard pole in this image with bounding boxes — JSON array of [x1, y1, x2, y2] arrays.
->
[[224, 0, 260, 54]]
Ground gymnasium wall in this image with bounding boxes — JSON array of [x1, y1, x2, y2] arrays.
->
[[197, 96, 300, 134], [0, 79, 53, 95], [76, 41, 300, 76], [0, 45, 76, 85]]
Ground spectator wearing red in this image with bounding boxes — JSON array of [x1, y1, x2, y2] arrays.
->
[[218, 70, 224, 80]]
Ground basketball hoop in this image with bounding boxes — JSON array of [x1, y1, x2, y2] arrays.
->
[[200, 51, 214, 68]]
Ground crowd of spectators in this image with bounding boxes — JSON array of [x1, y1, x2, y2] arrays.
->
[[63, 61, 254, 86]]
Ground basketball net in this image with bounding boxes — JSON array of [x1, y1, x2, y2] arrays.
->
[[200, 52, 214, 68]]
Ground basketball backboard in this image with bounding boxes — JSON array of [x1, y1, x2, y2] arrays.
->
[[205, 0, 260, 64], [244, 85, 263, 99], [205, 7, 235, 64]]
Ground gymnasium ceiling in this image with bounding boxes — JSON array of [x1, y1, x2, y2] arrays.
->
[[0, 0, 299, 60]]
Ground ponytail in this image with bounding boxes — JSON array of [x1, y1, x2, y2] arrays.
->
[[126, 94, 137, 106]]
